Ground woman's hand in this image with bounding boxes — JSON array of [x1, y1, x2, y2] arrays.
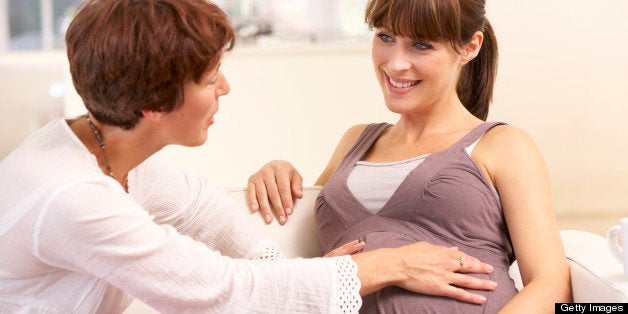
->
[[323, 240, 365, 257], [352, 242, 497, 304], [247, 160, 303, 225]]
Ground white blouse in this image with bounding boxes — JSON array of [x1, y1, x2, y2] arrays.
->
[[0, 118, 361, 313]]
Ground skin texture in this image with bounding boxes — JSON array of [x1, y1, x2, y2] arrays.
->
[[151, 68, 230, 147], [248, 29, 571, 311]]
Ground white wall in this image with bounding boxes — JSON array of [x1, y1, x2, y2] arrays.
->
[[486, 1, 628, 215], [154, 44, 396, 189], [2, 1, 627, 218], [0, 52, 66, 158]]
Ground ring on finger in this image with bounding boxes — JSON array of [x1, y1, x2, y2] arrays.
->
[[458, 256, 466, 269]]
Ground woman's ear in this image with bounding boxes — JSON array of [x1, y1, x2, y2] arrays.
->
[[462, 31, 484, 64], [141, 110, 163, 123]]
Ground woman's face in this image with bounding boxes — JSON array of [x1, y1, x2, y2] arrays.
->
[[371, 28, 465, 115], [160, 65, 230, 147]]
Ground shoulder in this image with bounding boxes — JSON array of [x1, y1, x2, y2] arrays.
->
[[315, 124, 371, 185], [337, 124, 370, 148], [476, 123, 545, 173], [333, 123, 380, 157], [481, 124, 540, 153]]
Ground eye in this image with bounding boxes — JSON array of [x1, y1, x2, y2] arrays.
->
[[413, 42, 432, 50], [204, 65, 222, 86], [376, 32, 394, 43], [204, 72, 219, 86]]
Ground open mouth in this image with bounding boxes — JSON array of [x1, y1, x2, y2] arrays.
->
[[388, 76, 420, 89]]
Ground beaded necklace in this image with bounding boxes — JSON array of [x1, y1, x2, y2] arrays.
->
[[83, 114, 129, 192]]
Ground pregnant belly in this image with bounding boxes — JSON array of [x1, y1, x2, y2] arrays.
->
[[358, 231, 517, 314]]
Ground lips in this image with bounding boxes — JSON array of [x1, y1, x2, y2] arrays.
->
[[207, 104, 218, 126], [388, 75, 420, 89]]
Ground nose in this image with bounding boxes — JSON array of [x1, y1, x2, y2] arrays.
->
[[389, 47, 412, 72], [217, 71, 230, 96]]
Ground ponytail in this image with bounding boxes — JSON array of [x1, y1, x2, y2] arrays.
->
[[457, 18, 498, 121]]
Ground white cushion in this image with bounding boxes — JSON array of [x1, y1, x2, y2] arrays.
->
[[560, 229, 628, 302], [230, 186, 324, 258]]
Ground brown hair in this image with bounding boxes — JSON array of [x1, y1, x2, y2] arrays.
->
[[365, 0, 498, 120], [66, 0, 235, 129]]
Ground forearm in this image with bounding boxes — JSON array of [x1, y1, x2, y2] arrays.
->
[[499, 277, 572, 313], [162, 170, 266, 258], [133, 158, 259, 257]]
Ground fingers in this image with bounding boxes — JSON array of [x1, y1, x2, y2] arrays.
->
[[447, 247, 493, 274], [438, 251, 497, 304], [324, 240, 365, 257], [274, 170, 294, 217], [290, 171, 304, 200], [253, 179, 274, 224], [246, 160, 302, 225], [448, 272, 497, 293], [437, 283, 490, 305], [390, 242, 497, 304], [247, 181, 259, 212], [264, 178, 288, 224]]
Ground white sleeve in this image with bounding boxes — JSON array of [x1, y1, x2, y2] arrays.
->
[[129, 156, 274, 259], [34, 182, 361, 313]]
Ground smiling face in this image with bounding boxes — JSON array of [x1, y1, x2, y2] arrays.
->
[[372, 28, 467, 116], [158, 65, 230, 147]]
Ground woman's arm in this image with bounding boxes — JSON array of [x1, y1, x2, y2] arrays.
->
[[475, 125, 572, 312], [132, 156, 273, 259], [36, 184, 353, 312]]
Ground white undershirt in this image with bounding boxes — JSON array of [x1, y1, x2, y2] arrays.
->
[[348, 139, 482, 214]]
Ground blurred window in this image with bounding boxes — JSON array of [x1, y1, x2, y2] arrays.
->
[[2, 0, 81, 51], [217, 0, 370, 43], [0, 0, 369, 52]]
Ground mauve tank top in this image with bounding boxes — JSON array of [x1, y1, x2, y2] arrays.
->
[[315, 122, 518, 313]]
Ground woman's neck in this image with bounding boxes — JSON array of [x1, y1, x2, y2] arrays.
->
[[69, 114, 163, 188], [393, 102, 481, 143]]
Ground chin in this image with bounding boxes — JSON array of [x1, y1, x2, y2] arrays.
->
[[181, 133, 208, 147], [385, 103, 410, 114], [193, 136, 208, 147]]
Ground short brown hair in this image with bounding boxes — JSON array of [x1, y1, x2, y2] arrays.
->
[[66, 0, 235, 129], [365, 0, 498, 120]]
